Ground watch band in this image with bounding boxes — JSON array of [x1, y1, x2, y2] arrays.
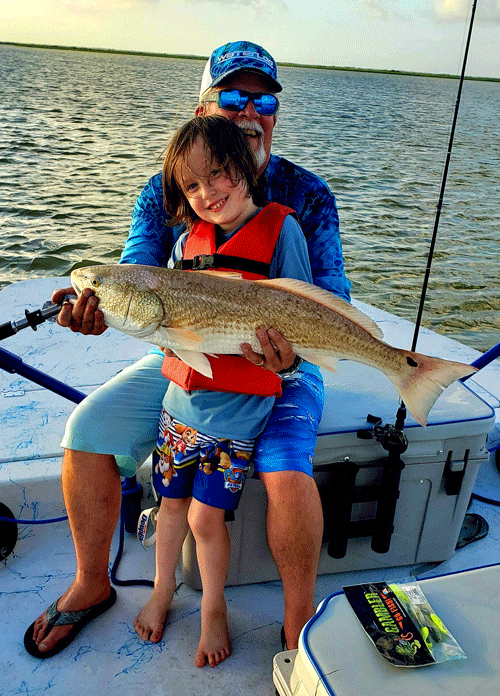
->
[[277, 354, 303, 378]]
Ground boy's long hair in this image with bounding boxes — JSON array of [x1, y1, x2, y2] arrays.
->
[[162, 116, 267, 228]]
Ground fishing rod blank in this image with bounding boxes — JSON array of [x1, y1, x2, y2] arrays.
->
[[0, 296, 75, 341]]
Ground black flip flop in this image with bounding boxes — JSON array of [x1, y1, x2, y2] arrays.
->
[[456, 513, 489, 549], [24, 587, 117, 658]]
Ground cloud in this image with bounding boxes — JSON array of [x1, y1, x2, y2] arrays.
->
[[358, 0, 500, 23], [434, 0, 500, 21], [55, 0, 158, 13], [180, 0, 288, 9]]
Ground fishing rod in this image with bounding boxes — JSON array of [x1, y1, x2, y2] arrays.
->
[[358, 0, 480, 555], [396, 0, 478, 427]]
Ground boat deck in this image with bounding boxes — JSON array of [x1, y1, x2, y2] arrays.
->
[[1, 278, 499, 695]]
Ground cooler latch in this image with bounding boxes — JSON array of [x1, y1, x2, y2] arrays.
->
[[443, 449, 469, 496]]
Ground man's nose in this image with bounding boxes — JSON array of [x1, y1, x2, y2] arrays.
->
[[239, 98, 259, 118]]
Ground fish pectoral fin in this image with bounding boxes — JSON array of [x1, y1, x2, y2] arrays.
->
[[127, 321, 162, 339], [256, 278, 384, 340], [163, 327, 204, 350], [299, 352, 339, 373], [171, 350, 213, 379]]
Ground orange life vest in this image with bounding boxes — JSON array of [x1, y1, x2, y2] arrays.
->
[[161, 203, 295, 397]]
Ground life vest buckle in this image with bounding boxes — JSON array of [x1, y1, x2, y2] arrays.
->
[[192, 254, 215, 270]]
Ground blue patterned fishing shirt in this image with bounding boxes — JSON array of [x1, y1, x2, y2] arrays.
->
[[121, 153, 351, 301]]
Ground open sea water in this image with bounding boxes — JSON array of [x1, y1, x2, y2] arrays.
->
[[0, 44, 499, 352]]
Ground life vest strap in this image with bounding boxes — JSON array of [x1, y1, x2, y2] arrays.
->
[[174, 253, 271, 276]]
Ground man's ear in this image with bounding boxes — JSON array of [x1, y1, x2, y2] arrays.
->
[[195, 104, 205, 117]]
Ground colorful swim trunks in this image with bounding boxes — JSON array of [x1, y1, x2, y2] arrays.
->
[[152, 410, 254, 511]]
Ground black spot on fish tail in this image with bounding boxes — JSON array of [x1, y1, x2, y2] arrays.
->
[[407, 357, 418, 367]]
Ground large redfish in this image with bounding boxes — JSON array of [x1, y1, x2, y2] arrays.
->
[[70, 264, 477, 425]]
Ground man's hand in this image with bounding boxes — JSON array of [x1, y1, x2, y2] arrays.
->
[[51, 287, 107, 335], [241, 328, 295, 373]]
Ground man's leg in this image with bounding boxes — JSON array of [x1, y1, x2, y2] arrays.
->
[[31, 449, 121, 653], [252, 370, 325, 650], [28, 352, 167, 655], [259, 470, 323, 650]]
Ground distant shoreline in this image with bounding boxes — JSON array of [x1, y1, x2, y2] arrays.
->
[[2, 40, 499, 83]]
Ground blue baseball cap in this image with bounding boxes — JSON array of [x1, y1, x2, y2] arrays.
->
[[199, 41, 282, 100]]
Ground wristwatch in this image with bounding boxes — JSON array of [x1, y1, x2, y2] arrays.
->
[[278, 354, 303, 379]]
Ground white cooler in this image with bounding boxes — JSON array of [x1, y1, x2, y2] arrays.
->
[[273, 563, 500, 696], [181, 362, 494, 588]]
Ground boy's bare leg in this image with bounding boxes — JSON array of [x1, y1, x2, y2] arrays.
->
[[134, 497, 191, 642], [188, 500, 231, 668], [31, 449, 121, 653], [259, 470, 323, 649]]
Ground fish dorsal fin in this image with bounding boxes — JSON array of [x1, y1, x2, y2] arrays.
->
[[163, 327, 204, 350], [256, 278, 384, 340]]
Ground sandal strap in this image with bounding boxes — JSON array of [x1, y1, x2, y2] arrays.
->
[[46, 599, 97, 627]]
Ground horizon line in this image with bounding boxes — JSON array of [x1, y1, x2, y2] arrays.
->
[[1, 40, 499, 83]]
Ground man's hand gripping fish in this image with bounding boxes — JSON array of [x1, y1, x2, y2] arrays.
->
[[71, 264, 477, 426]]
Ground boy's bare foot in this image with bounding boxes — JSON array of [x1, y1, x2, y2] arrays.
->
[[134, 577, 177, 642], [194, 601, 231, 668]]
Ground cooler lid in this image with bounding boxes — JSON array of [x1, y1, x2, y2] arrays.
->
[[300, 564, 500, 696]]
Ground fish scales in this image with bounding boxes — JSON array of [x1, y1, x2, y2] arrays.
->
[[70, 264, 477, 426], [159, 271, 371, 357]]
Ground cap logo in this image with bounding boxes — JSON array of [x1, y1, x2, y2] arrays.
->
[[215, 50, 274, 70]]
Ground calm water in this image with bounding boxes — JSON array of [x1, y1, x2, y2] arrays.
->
[[1, 45, 499, 351]]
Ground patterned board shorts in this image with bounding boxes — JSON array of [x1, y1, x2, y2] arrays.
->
[[152, 410, 255, 511]]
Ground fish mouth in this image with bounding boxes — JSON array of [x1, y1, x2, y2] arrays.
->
[[71, 276, 82, 297]]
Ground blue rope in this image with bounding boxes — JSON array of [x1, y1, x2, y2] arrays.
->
[[0, 487, 154, 588], [0, 514, 68, 524]]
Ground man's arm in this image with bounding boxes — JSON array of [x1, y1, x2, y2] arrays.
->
[[301, 190, 352, 302], [120, 173, 180, 267], [266, 155, 351, 302]]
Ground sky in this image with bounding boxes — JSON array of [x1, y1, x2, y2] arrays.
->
[[2, 0, 500, 79]]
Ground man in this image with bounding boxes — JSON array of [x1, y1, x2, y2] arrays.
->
[[25, 41, 351, 659]]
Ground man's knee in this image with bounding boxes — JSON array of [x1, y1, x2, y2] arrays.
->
[[259, 469, 317, 502]]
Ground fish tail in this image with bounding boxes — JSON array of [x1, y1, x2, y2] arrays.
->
[[385, 351, 477, 426]]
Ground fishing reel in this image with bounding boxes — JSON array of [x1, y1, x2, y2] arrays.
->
[[357, 410, 408, 456]]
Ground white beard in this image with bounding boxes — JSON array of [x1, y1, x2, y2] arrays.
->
[[237, 119, 266, 169]]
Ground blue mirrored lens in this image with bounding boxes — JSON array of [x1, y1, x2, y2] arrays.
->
[[218, 90, 278, 115], [219, 90, 248, 111], [253, 94, 279, 115]]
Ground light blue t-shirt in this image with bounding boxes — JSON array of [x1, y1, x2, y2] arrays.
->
[[160, 211, 321, 441]]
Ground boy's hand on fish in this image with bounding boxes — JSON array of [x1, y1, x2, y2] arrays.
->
[[51, 286, 108, 336], [160, 347, 177, 358], [241, 328, 295, 373]]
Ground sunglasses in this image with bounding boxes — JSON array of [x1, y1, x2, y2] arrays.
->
[[202, 89, 279, 116]]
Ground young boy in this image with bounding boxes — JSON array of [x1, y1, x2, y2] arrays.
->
[[134, 116, 319, 667]]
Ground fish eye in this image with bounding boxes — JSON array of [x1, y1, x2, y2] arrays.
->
[[90, 276, 100, 288]]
